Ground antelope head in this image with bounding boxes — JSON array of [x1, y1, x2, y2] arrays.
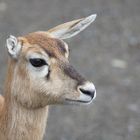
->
[[6, 14, 96, 109]]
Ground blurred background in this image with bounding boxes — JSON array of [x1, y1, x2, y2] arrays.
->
[[0, 0, 140, 140]]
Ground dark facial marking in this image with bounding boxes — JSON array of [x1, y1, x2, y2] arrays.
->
[[61, 62, 85, 86], [46, 68, 50, 80]]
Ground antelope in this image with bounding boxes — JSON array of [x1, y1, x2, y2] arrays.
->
[[0, 14, 97, 140]]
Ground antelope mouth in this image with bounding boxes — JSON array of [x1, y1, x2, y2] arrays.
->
[[65, 94, 95, 105], [65, 98, 92, 104]]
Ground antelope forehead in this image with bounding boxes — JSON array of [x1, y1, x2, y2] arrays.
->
[[41, 38, 68, 58], [24, 32, 68, 57], [26, 51, 49, 62]]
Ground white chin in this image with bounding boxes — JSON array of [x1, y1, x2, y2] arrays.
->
[[65, 96, 94, 105], [65, 91, 96, 105], [79, 93, 92, 102]]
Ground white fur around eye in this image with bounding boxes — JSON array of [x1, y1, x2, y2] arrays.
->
[[29, 64, 49, 78], [27, 53, 49, 78]]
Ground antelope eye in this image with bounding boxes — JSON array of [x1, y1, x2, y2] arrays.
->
[[29, 58, 47, 67]]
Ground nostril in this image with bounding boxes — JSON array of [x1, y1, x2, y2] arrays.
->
[[79, 88, 95, 98]]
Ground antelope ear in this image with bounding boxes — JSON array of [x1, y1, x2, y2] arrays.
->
[[47, 14, 97, 39], [6, 35, 22, 59]]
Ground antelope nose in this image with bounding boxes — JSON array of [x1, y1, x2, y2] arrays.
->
[[78, 82, 96, 100], [79, 88, 95, 99]]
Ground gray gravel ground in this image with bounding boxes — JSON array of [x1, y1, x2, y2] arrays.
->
[[0, 0, 140, 140]]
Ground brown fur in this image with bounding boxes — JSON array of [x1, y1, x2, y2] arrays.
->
[[24, 32, 67, 58], [0, 14, 97, 139], [0, 58, 49, 140], [0, 32, 89, 140]]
